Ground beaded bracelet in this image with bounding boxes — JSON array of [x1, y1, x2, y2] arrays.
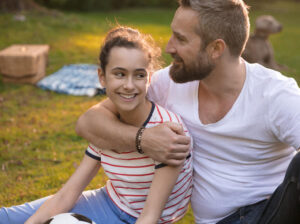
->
[[136, 126, 145, 154]]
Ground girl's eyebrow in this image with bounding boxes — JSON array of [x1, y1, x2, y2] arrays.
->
[[111, 67, 127, 71], [111, 67, 147, 72], [135, 68, 147, 72]]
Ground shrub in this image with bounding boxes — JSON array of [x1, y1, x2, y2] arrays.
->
[[34, 0, 177, 11]]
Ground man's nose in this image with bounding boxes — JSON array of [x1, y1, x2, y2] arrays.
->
[[165, 36, 176, 54]]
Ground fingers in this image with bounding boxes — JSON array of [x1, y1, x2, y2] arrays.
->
[[167, 151, 189, 160], [166, 159, 186, 166], [164, 122, 191, 146], [165, 122, 184, 135], [174, 135, 190, 146], [140, 123, 191, 166]]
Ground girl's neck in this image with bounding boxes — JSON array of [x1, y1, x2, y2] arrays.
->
[[119, 99, 153, 127]]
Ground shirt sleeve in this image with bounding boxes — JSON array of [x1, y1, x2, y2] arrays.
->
[[147, 66, 171, 107], [268, 76, 300, 149], [85, 143, 101, 161]]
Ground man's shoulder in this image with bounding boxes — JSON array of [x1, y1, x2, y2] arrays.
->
[[246, 62, 298, 90], [247, 62, 291, 82], [150, 66, 171, 83]]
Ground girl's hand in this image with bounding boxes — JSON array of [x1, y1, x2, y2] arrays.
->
[[135, 216, 156, 224]]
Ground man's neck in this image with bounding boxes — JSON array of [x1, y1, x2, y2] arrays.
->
[[200, 57, 246, 99], [197, 57, 246, 124]]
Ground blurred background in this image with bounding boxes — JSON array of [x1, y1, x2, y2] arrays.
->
[[0, 0, 299, 223]]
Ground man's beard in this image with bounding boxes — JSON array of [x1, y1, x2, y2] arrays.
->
[[169, 51, 215, 83]]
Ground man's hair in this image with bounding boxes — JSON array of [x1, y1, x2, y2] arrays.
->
[[99, 26, 162, 74], [179, 0, 250, 56]]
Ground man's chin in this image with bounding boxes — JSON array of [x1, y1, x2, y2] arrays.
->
[[169, 65, 190, 83]]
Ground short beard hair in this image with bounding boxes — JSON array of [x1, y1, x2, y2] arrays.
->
[[169, 50, 215, 83]]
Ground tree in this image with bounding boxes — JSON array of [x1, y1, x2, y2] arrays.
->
[[0, 0, 51, 13]]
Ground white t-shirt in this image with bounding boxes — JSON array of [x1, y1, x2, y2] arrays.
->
[[147, 62, 300, 224]]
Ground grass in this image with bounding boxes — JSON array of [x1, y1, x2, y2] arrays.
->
[[0, 2, 300, 223]]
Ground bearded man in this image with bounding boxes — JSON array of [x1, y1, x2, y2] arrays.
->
[[76, 0, 300, 223]]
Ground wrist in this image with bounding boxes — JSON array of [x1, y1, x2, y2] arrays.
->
[[136, 214, 158, 224], [135, 126, 146, 154]]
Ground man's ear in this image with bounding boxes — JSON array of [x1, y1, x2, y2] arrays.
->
[[98, 68, 106, 87], [207, 39, 225, 59]]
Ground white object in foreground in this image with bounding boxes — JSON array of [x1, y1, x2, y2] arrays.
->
[[43, 213, 96, 224]]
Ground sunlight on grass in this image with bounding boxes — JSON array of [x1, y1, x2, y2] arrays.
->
[[70, 34, 104, 52], [1, 2, 300, 223]]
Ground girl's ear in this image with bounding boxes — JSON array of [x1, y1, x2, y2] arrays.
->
[[98, 68, 106, 87]]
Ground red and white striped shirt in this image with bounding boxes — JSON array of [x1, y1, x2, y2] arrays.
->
[[86, 102, 193, 223]]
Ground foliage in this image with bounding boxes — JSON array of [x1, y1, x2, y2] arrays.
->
[[0, 0, 46, 12], [34, 0, 178, 11], [33, 0, 300, 12], [1, 2, 300, 224]]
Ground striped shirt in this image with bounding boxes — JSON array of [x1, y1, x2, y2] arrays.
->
[[85, 102, 193, 223]]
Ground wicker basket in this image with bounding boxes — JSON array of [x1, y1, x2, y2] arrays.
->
[[0, 44, 49, 84]]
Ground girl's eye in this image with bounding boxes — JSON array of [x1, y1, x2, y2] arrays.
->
[[115, 72, 125, 78], [136, 73, 147, 79]]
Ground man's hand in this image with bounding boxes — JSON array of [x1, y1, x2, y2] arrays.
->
[[141, 122, 191, 166]]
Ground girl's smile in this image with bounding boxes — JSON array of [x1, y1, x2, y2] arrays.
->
[[98, 47, 152, 126]]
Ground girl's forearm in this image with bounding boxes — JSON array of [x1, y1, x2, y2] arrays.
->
[[24, 194, 73, 224], [25, 155, 100, 224], [136, 165, 182, 223]]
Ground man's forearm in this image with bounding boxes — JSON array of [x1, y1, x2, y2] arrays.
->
[[76, 100, 138, 151], [76, 99, 191, 165]]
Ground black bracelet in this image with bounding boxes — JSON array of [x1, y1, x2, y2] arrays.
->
[[136, 126, 145, 154]]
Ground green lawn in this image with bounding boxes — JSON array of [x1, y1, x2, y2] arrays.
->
[[0, 2, 300, 223]]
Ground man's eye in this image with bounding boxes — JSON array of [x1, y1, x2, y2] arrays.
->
[[175, 35, 185, 43]]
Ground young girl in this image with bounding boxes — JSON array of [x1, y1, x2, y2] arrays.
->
[[0, 26, 193, 224]]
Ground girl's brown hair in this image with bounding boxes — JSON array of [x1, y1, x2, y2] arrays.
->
[[99, 26, 162, 74]]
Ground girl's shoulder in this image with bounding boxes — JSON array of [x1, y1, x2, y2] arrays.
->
[[146, 103, 184, 126]]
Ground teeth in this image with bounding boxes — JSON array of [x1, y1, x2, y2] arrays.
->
[[120, 94, 135, 99]]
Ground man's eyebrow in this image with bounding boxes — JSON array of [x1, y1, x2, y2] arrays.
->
[[173, 31, 186, 40]]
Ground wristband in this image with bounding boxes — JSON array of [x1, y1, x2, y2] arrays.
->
[[136, 126, 145, 154]]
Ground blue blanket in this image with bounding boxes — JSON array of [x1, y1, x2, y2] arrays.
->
[[37, 64, 105, 96]]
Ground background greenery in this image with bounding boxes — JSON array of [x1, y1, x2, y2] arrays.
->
[[33, 0, 300, 11], [34, 0, 178, 11], [0, 1, 300, 223]]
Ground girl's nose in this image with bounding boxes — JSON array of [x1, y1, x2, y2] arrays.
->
[[123, 77, 134, 90]]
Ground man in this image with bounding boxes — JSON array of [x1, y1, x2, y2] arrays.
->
[[76, 0, 300, 223]]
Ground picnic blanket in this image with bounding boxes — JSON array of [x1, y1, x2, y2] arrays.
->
[[37, 64, 105, 96]]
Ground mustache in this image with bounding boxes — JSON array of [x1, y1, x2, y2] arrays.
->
[[171, 53, 183, 62]]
